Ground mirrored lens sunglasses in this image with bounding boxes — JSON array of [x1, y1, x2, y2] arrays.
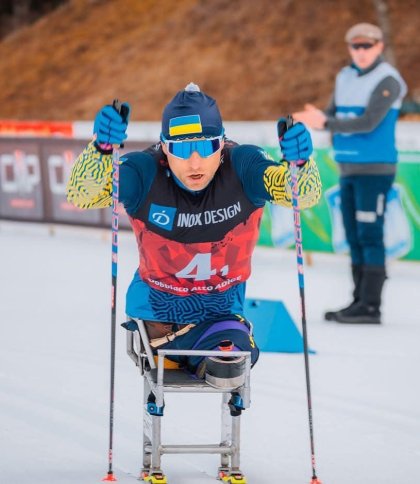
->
[[161, 134, 224, 160]]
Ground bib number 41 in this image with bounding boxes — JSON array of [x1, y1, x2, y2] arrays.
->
[[175, 253, 229, 281]]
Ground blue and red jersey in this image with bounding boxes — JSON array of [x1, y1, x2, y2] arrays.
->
[[67, 138, 321, 324], [120, 141, 270, 323]]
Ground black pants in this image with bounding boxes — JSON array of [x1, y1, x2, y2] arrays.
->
[[340, 174, 394, 267]]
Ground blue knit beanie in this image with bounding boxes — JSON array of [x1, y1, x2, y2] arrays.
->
[[161, 83, 223, 140]]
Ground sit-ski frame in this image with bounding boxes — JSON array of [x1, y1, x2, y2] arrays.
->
[[126, 318, 252, 484]]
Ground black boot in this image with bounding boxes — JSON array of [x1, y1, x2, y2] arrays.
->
[[324, 265, 363, 321], [333, 266, 386, 324]]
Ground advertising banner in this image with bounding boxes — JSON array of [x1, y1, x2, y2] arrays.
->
[[259, 146, 420, 261], [0, 132, 419, 261], [0, 140, 44, 220], [0, 138, 150, 228]]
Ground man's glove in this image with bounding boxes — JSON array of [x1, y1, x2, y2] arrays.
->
[[93, 103, 131, 145], [279, 120, 313, 162]]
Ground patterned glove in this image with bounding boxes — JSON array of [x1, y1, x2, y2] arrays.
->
[[279, 120, 313, 162], [93, 103, 131, 145]]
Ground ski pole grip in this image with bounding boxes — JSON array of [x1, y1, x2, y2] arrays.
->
[[112, 99, 121, 113], [277, 114, 294, 140], [112, 98, 129, 148]]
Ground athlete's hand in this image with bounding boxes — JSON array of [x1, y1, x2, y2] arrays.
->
[[93, 103, 131, 145], [279, 121, 313, 162]]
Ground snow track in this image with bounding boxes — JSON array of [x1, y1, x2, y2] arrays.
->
[[1, 222, 419, 484]]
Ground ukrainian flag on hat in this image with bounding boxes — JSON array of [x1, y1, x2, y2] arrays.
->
[[162, 83, 223, 139], [169, 114, 203, 137]]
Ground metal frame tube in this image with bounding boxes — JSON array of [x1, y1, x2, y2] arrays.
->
[[230, 415, 241, 470], [142, 378, 152, 470], [151, 415, 162, 470], [220, 393, 231, 468], [243, 353, 252, 408], [156, 354, 165, 408], [137, 319, 156, 369], [158, 349, 250, 358], [126, 330, 139, 366], [145, 444, 235, 455]]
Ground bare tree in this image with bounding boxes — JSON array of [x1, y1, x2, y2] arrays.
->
[[373, 0, 397, 66], [12, 0, 31, 29]]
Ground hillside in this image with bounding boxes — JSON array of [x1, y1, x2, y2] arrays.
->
[[0, 0, 418, 121]]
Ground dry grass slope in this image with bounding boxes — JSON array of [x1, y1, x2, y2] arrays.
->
[[0, 0, 418, 121]]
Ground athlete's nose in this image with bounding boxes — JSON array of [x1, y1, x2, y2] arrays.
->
[[188, 150, 203, 169]]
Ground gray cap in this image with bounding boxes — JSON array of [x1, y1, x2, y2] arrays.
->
[[345, 23, 383, 43]]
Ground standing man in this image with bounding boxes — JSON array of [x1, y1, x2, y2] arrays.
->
[[67, 83, 321, 368], [294, 23, 407, 324]]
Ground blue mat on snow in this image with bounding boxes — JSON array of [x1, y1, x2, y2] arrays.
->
[[244, 298, 314, 353]]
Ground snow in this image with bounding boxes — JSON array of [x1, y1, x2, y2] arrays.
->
[[1, 221, 419, 484]]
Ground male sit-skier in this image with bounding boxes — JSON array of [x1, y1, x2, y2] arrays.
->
[[67, 82, 321, 374]]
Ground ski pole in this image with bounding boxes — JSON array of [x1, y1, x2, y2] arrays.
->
[[102, 99, 128, 482], [277, 116, 322, 484]]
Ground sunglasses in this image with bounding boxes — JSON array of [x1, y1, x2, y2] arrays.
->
[[349, 42, 377, 50], [161, 134, 224, 160]]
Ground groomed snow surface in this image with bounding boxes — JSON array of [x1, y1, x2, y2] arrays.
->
[[1, 222, 419, 484]]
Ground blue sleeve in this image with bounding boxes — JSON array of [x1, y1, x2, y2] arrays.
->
[[231, 144, 278, 206], [119, 151, 157, 215]]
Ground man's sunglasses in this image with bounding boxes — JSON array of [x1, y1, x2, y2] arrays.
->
[[349, 42, 377, 50], [161, 134, 224, 160]]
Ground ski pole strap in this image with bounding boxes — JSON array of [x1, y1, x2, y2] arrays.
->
[[149, 323, 196, 348]]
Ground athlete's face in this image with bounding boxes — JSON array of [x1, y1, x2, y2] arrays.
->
[[348, 36, 384, 70], [162, 138, 225, 191]]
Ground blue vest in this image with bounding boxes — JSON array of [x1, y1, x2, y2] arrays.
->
[[333, 62, 407, 164]]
